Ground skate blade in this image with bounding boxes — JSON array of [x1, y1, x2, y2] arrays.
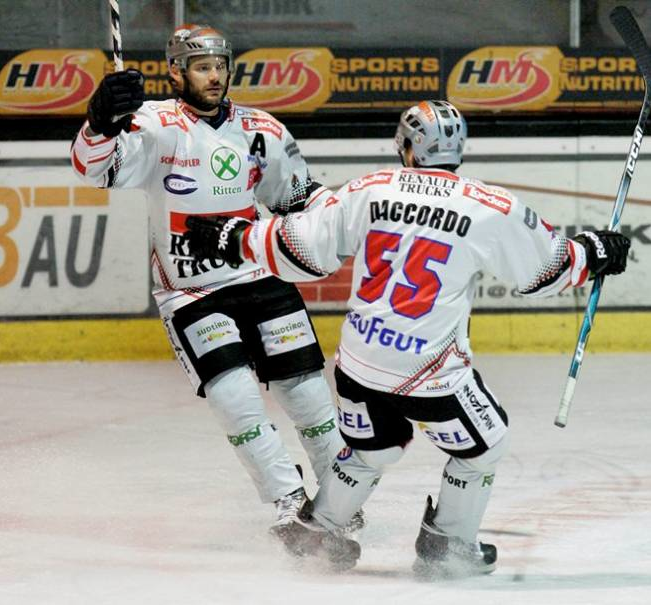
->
[[271, 521, 360, 570], [412, 556, 496, 580]]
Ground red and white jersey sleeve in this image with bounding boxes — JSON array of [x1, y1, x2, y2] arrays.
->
[[71, 100, 313, 315], [243, 168, 590, 397], [242, 186, 359, 281], [71, 110, 158, 189], [253, 127, 312, 214], [460, 179, 589, 296]]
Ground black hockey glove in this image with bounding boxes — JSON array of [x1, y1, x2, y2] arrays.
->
[[87, 69, 144, 137], [185, 215, 251, 269], [573, 230, 630, 277]]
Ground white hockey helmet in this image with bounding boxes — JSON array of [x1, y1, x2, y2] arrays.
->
[[395, 100, 467, 168], [166, 24, 233, 73]]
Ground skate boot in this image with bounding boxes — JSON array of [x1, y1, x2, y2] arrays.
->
[[343, 508, 366, 535], [277, 503, 361, 571], [269, 487, 307, 539], [413, 495, 497, 579]]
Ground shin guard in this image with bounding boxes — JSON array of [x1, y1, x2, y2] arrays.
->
[[432, 434, 509, 542], [312, 445, 405, 530]]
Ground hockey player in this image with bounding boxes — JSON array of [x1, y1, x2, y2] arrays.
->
[[183, 100, 631, 576], [70, 24, 348, 537]]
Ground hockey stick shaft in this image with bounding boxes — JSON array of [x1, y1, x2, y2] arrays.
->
[[109, 0, 124, 72], [555, 6, 651, 428]]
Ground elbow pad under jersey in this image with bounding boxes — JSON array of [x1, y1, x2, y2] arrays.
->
[[243, 215, 332, 282]]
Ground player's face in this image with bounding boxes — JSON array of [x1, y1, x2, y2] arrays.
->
[[182, 56, 229, 110]]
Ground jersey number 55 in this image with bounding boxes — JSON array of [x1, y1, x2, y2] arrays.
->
[[357, 230, 453, 320]]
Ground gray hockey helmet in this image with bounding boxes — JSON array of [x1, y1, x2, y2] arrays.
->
[[166, 24, 233, 73], [395, 100, 467, 168]]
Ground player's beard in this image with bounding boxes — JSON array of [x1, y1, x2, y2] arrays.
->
[[180, 75, 226, 113]]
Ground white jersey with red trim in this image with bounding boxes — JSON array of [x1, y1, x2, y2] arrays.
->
[[241, 167, 590, 397], [71, 99, 311, 314]]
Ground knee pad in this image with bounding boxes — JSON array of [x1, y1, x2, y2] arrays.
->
[[270, 370, 335, 426], [271, 370, 343, 482], [453, 429, 510, 476], [356, 445, 406, 470], [312, 444, 407, 530], [205, 365, 268, 436]]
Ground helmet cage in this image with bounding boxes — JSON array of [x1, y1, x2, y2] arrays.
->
[[394, 100, 467, 168]]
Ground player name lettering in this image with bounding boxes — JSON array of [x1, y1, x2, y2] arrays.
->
[[369, 199, 471, 237]]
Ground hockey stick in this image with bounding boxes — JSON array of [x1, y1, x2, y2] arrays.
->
[[109, 0, 124, 72], [555, 5, 651, 428]]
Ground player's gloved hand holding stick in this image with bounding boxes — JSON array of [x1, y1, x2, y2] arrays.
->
[[85, 0, 145, 138], [572, 230, 630, 277], [86, 69, 145, 137], [185, 216, 252, 268], [555, 5, 651, 428]]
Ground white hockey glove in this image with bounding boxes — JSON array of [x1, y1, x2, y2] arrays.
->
[[185, 215, 251, 269], [572, 230, 630, 277]]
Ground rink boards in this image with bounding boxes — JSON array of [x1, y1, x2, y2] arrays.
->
[[2, 312, 650, 363], [1, 137, 650, 359]]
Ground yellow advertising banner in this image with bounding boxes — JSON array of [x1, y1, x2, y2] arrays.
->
[[0, 49, 106, 115], [0, 46, 645, 116], [447, 47, 564, 111], [228, 47, 333, 113]]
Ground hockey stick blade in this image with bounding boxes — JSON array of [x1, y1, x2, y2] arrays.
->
[[555, 6, 651, 428]]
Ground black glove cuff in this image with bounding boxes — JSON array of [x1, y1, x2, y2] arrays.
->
[[573, 230, 630, 277], [87, 112, 131, 138]]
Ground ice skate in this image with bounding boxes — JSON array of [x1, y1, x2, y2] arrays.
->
[[413, 495, 497, 579], [343, 508, 366, 535], [274, 503, 361, 570], [269, 486, 308, 544]]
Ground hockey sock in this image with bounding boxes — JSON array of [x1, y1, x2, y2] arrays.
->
[[270, 370, 344, 482], [205, 366, 302, 502], [432, 434, 509, 542]]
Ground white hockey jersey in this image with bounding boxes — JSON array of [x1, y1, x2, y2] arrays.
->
[[71, 99, 311, 315], [241, 168, 591, 397]]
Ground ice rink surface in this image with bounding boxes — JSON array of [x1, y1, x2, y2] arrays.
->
[[1, 354, 650, 605]]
